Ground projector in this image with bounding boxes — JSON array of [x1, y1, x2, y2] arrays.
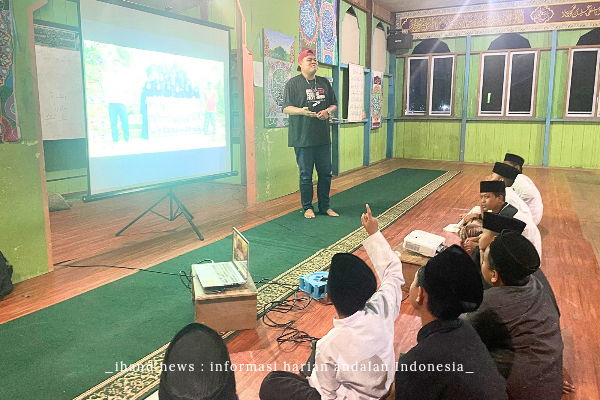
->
[[403, 230, 446, 258]]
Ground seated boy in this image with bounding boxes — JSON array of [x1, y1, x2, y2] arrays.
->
[[396, 246, 508, 400], [260, 204, 405, 400], [466, 231, 564, 400], [159, 323, 237, 400]]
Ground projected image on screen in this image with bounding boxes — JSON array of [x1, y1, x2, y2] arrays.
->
[[83, 41, 225, 158], [79, 0, 231, 197]]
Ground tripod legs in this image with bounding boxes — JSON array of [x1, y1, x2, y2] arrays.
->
[[170, 192, 204, 240], [116, 188, 204, 240]]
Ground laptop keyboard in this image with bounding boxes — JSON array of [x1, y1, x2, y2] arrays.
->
[[214, 263, 240, 284]]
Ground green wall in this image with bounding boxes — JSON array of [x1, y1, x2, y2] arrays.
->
[[235, 0, 377, 201], [393, 29, 600, 168], [2, 0, 51, 283], [33, 0, 78, 26], [549, 122, 600, 168], [394, 121, 461, 160], [464, 122, 544, 164], [234, 0, 304, 202], [393, 41, 464, 161], [340, 124, 364, 173], [546, 31, 600, 169]]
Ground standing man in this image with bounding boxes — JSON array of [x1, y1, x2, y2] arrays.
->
[[283, 49, 338, 219], [105, 59, 130, 143], [203, 82, 218, 136]]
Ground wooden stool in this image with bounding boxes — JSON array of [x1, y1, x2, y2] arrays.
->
[[191, 269, 258, 332]]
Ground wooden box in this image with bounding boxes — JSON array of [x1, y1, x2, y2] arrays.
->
[[191, 269, 258, 332]]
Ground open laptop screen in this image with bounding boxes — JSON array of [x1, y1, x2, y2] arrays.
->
[[232, 227, 249, 280]]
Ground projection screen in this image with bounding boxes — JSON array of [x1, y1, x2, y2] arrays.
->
[[79, 0, 232, 199]]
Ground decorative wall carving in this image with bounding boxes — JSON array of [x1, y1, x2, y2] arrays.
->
[[395, 1, 600, 39]]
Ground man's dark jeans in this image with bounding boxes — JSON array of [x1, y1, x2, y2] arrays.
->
[[294, 144, 332, 213], [109, 103, 129, 142]]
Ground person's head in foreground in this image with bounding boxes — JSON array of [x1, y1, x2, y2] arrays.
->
[[298, 49, 318, 76], [159, 323, 237, 400], [482, 230, 540, 287], [410, 245, 483, 321], [479, 180, 506, 214], [489, 162, 519, 187], [327, 252, 377, 318], [478, 212, 526, 252], [503, 153, 525, 173]]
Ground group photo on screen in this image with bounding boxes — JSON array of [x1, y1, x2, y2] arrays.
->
[[83, 41, 226, 158]]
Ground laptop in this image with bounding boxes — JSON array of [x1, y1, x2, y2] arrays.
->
[[192, 227, 249, 288]]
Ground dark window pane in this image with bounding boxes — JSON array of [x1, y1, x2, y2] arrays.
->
[[480, 54, 506, 114], [508, 53, 535, 114], [408, 58, 428, 114], [568, 50, 598, 114], [431, 57, 453, 114]]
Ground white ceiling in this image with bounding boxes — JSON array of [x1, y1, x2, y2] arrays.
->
[[378, 0, 512, 13]]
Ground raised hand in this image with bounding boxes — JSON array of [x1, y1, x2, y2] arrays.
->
[[361, 204, 378, 236]]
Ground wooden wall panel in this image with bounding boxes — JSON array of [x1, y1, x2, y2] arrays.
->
[[549, 123, 600, 169], [370, 127, 387, 163], [373, 2, 391, 25], [394, 121, 461, 161], [464, 121, 545, 165], [33, 0, 77, 26], [339, 124, 364, 172]]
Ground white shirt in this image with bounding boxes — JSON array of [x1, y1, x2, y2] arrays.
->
[[513, 210, 542, 259], [457, 206, 542, 259], [104, 72, 129, 104], [513, 174, 543, 225], [505, 187, 533, 222], [458, 187, 532, 227], [309, 231, 405, 400]]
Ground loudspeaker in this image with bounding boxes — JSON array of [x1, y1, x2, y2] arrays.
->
[[387, 30, 413, 55]]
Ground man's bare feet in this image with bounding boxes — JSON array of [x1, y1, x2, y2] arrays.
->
[[304, 209, 316, 219], [563, 380, 576, 394], [326, 209, 339, 217], [563, 367, 575, 395]]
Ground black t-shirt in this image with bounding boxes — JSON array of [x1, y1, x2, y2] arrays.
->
[[282, 74, 337, 148], [396, 319, 508, 400]]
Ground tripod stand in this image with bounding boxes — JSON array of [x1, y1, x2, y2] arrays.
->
[[116, 187, 204, 240]]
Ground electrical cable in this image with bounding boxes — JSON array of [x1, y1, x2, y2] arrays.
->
[[60, 259, 217, 292], [255, 278, 330, 345], [62, 259, 336, 344]]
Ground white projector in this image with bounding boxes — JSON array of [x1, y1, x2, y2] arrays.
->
[[403, 230, 446, 258]]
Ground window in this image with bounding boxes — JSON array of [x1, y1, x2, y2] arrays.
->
[[405, 55, 455, 116], [406, 57, 428, 114], [430, 56, 455, 114], [478, 50, 538, 117], [565, 48, 600, 117], [507, 52, 537, 115], [479, 53, 506, 115]]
